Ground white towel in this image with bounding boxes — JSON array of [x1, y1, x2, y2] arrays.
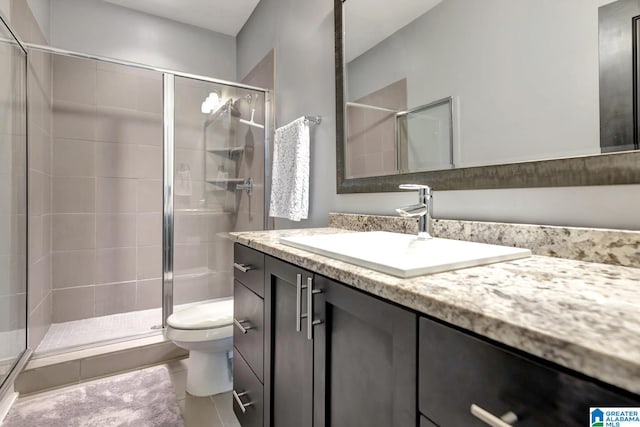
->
[[269, 117, 310, 221]]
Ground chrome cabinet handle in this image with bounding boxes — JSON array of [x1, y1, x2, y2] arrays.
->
[[470, 404, 518, 427], [296, 274, 305, 332], [232, 390, 253, 413], [233, 263, 255, 273], [233, 318, 254, 334], [306, 277, 323, 340]]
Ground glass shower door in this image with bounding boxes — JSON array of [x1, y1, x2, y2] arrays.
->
[[170, 76, 267, 313], [0, 17, 28, 389]]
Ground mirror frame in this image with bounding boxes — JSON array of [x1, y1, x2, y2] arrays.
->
[[334, 0, 640, 193]]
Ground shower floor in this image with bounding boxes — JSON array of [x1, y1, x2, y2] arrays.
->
[[35, 299, 226, 355]]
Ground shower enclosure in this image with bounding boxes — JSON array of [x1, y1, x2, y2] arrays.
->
[[17, 44, 270, 357], [0, 15, 28, 398]]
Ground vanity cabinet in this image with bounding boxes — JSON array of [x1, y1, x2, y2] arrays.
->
[[418, 317, 640, 426], [232, 245, 265, 426], [313, 275, 417, 427], [232, 243, 640, 427], [264, 256, 314, 427]]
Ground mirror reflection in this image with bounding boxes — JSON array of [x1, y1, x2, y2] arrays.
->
[[343, 0, 639, 179]]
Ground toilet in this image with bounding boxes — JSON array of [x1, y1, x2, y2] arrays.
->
[[165, 298, 234, 397]]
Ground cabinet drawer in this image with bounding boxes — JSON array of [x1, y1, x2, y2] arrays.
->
[[234, 280, 264, 382], [233, 352, 264, 427], [419, 317, 639, 426], [234, 244, 265, 297]]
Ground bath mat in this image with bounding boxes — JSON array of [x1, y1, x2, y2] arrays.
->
[[3, 365, 184, 427]]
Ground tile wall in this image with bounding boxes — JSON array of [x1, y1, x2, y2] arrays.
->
[[9, 0, 54, 350], [50, 56, 164, 323], [0, 12, 27, 368]]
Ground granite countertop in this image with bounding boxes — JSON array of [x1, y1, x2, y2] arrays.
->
[[229, 227, 640, 395]]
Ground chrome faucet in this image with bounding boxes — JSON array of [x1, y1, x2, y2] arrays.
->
[[396, 184, 433, 239]]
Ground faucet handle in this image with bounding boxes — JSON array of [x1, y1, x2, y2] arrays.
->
[[399, 184, 430, 191]]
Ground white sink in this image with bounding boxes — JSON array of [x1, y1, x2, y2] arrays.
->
[[280, 231, 531, 278]]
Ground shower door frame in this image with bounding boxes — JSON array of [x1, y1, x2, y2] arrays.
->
[[0, 12, 32, 403], [24, 42, 272, 331]]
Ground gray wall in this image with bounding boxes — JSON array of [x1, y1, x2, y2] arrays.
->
[[26, 0, 49, 41], [239, 0, 640, 230], [49, 0, 236, 79], [237, 0, 337, 228]]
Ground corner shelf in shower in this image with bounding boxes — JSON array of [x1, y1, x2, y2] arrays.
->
[[207, 147, 244, 157], [206, 178, 245, 190]]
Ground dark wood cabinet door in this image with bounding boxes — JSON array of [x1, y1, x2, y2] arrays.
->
[[265, 256, 314, 427], [419, 317, 640, 426], [313, 275, 417, 427]]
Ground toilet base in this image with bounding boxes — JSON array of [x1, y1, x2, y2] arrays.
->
[[186, 350, 232, 397]]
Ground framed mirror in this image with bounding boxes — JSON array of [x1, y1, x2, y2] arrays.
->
[[335, 0, 640, 193]]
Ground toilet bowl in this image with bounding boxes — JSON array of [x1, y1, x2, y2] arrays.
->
[[165, 298, 233, 397]]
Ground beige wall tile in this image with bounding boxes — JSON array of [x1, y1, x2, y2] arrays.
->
[[52, 101, 97, 141], [53, 138, 95, 177], [136, 245, 161, 280], [136, 76, 163, 114], [136, 278, 162, 310], [207, 213, 233, 241], [97, 69, 138, 110], [174, 274, 209, 305], [52, 214, 95, 251], [95, 142, 138, 178], [136, 145, 162, 179], [52, 250, 95, 289], [175, 242, 208, 275], [28, 215, 44, 263], [136, 179, 162, 213], [175, 213, 208, 245], [96, 214, 136, 249], [28, 294, 51, 350], [96, 177, 137, 213], [28, 170, 49, 216], [208, 272, 233, 300], [94, 281, 136, 316], [27, 255, 51, 312], [53, 55, 97, 105], [175, 148, 204, 182], [52, 177, 95, 213], [15, 360, 81, 395], [95, 107, 162, 146], [28, 255, 50, 312], [52, 286, 95, 322], [137, 213, 162, 246], [175, 122, 204, 150], [95, 247, 136, 284], [28, 126, 51, 175], [208, 238, 233, 273]]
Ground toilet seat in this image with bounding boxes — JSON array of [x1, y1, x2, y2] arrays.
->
[[167, 299, 233, 330]]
